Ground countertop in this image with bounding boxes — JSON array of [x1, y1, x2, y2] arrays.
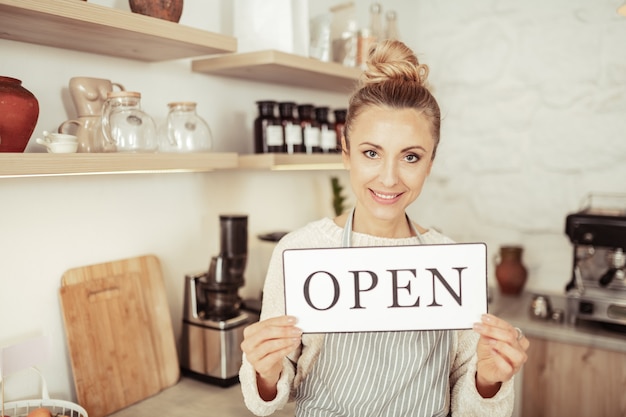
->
[[490, 290, 626, 353], [109, 377, 296, 417], [110, 290, 626, 417]]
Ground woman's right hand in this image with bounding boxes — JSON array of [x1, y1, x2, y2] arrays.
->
[[241, 315, 302, 400]]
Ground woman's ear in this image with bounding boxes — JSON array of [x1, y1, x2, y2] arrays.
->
[[341, 136, 350, 170]]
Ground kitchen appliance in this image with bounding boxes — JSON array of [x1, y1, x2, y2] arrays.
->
[[564, 194, 626, 330], [181, 214, 253, 386]]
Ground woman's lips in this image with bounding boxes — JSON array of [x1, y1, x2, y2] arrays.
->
[[370, 189, 402, 203]]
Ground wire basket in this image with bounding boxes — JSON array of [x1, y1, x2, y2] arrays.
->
[[1, 367, 88, 417]]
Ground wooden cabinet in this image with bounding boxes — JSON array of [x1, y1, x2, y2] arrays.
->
[[522, 336, 626, 417]]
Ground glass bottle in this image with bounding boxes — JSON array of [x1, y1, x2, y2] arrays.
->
[[254, 100, 284, 153], [369, 2, 383, 41], [279, 101, 304, 154], [297, 104, 321, 154], [333, 108, 347, 152], [315, 106, 337, 154], [161, 102, 213, 153], [385, 10, 399, 40], [101, 91, 157, 152]]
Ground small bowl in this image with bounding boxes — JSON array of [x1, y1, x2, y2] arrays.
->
[[46, 141, 78, 154]]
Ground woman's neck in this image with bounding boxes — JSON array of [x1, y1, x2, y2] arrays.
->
[[351, 208, 414, 239]]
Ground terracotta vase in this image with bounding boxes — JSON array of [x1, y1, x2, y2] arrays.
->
[[495, 245, 528, 295], [129, 0, 183, 23], [0, 76, 39, 153]]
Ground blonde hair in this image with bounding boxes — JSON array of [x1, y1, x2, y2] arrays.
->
[[344, 40, 441, 159]]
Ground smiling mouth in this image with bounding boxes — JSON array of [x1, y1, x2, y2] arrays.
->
[[371, 190, 401, 200]]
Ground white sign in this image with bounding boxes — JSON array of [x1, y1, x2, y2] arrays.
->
[[283, 243, 488, 333]]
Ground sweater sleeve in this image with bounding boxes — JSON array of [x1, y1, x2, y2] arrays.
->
[[449, 330, 515, 417], [239, 235, 296, 416]]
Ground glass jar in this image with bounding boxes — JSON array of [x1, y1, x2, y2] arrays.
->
[[160, 102, 213, 152], [279, 101, 304, 154], [315, 106, 337, 154], [254, 100, 284, 153], [101, 91, 157, 152], [297, 104, 321, 154], [333, 108, 347, 152]]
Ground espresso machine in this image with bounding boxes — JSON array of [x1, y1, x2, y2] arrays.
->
[[181, 214, 253, 386], [564, 194, 626, 330]]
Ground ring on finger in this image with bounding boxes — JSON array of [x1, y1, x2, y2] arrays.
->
[[514, 327, 524, 341]]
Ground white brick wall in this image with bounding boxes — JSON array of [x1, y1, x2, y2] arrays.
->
[[402, 0, 626, 294]]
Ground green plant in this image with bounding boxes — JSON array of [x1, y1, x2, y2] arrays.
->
[[331, 176, 347, 216]]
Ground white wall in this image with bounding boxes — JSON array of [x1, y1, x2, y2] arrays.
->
[[1, 0, 625, 403]]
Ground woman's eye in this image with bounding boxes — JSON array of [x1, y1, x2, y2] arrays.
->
[[364, 150, 378, 158], [405, 154, 420, 163]]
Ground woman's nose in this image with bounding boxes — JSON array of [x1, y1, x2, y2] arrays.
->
[[379, 158, 399, 187]]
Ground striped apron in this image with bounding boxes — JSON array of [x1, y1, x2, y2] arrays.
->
[[294, 209, 453, 417]]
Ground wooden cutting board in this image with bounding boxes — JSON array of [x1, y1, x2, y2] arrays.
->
[[60, 255, 179, 417]]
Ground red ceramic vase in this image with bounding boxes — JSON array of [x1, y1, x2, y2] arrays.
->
[[129, 0, 184, 23], [0, 76, 39, 153], [495, 245, 528, 295]]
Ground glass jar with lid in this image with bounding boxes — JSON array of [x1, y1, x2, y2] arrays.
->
[[101, 91, 157, 152], [160, 102, 213, 152], [315, 106, 337, 153], [297, 104, 321, 154], [254, 100, 284, 153], [279, 101, 304, 154], [333, 108, 347, 152]]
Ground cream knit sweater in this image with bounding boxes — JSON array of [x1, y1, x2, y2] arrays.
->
[[240, 217, 514, 417]]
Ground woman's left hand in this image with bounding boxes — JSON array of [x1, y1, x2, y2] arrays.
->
[[472, 313, 530, 397]]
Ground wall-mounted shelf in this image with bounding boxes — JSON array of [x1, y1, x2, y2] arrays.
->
[[192, 50, 361, 93], [0, 0, 236, 61], [0, 153, 346, 178], [0, 153, 239, 178], [238, 153, 345, 171]]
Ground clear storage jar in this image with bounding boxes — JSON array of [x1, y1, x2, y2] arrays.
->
[[101, 91, 157, 152], [160, 102, 213, 152]]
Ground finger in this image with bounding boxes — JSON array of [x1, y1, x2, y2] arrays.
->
[[475, 315, 524, 346], [251, 339, 301, 376], [243, 316, 301, 345]]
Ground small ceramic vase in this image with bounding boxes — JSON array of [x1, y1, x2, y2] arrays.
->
[[495, 245, 528, 295]]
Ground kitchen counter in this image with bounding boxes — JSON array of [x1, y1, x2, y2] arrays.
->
[[490, 290, 626, 353], [109, 377, 296, 417], [111, 290, 626, 416]]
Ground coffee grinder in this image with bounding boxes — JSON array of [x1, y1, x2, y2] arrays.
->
[[181, 214, 251, 386]]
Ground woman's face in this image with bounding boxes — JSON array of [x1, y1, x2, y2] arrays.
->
[[343, 105, 435, 227]]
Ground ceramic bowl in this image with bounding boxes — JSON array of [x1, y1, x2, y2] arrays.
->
[[45, 141, 78, 153], [43, 132, 78, 143]]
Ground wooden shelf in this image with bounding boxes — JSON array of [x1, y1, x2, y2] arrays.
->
[[0, 0, 236, 62], [0, 153, 347, 178], [0, 153, 239, 178], [192, 50, 361, 93], [238, 153, 345, 171]]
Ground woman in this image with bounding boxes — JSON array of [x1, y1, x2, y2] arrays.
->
[[240, 39, 529, 417]]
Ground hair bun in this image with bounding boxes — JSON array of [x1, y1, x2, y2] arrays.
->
[[359, 40, 429, 87]]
